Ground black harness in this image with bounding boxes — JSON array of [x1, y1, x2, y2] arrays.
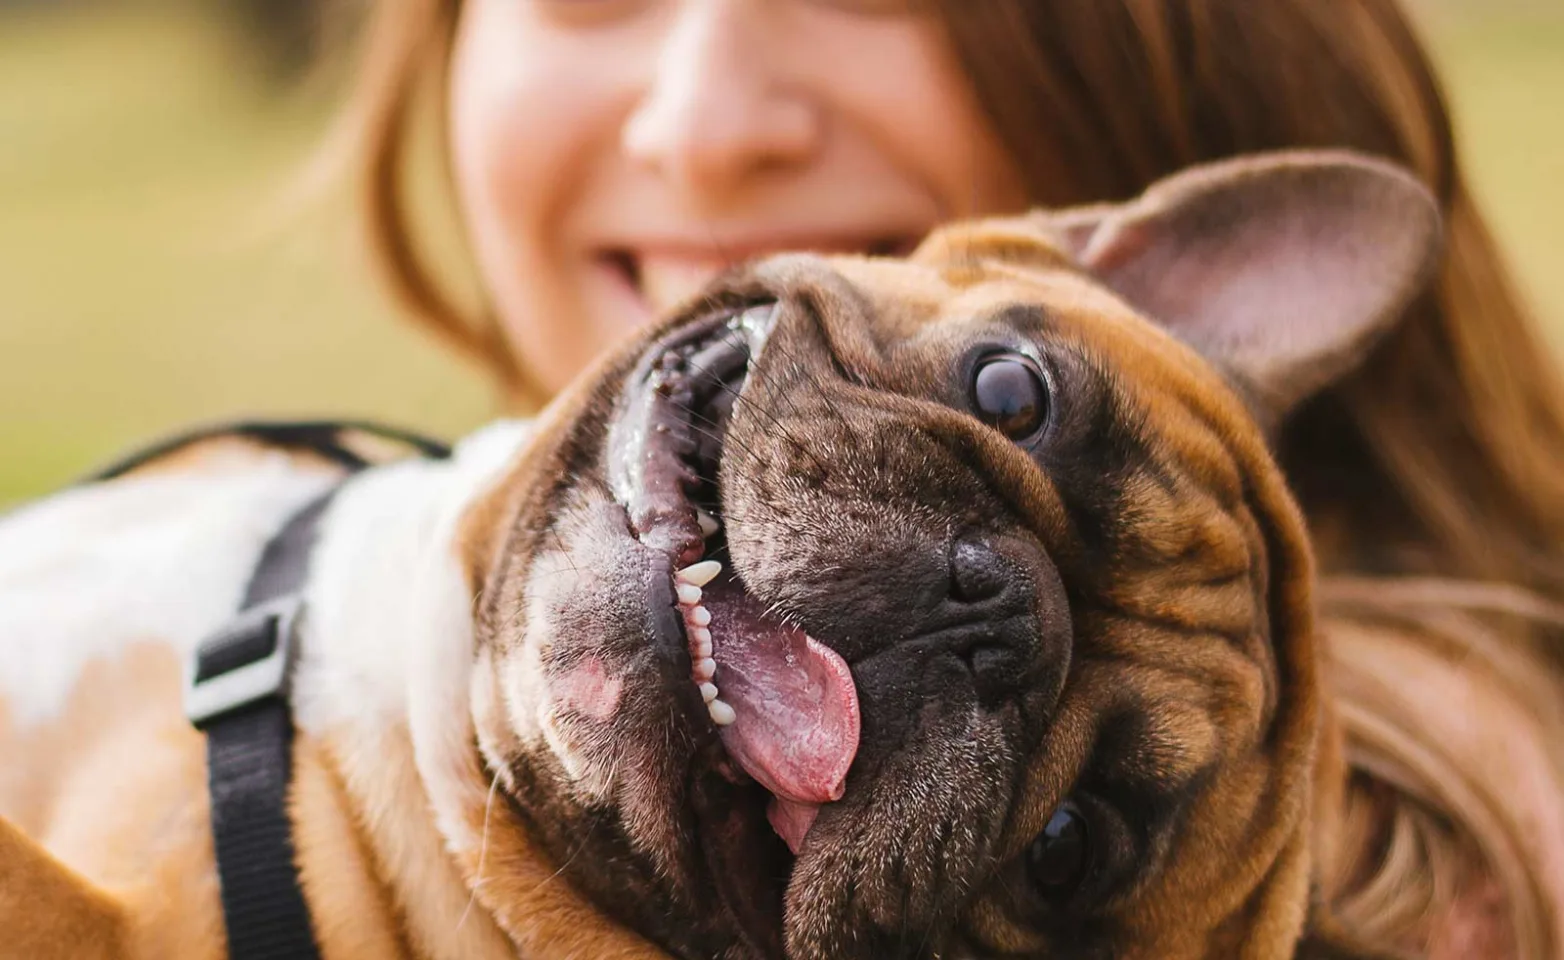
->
[[94, 420, 450, 960], [187, 491, 333, 960]]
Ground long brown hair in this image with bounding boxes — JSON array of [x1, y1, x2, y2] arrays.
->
[[339, 0, 1564, 954]]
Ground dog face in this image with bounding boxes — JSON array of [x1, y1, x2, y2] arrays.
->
[[457, 152, 1441, 959]]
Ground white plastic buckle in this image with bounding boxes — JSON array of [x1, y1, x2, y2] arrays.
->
[[185, 596, 303, 730]]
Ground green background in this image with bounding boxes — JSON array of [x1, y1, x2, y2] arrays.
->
[[2, 1, 1561, 505]]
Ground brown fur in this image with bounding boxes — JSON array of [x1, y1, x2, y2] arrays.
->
[[1, 153, 1459, 958], [439, 152, 1442, 957], [0, 430, 667, 960], [0, 818, 129, 960], [0, 642, 222, 960], [347, 6, 1564, 949]]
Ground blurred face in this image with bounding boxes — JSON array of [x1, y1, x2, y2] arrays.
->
[[449, 0, 1029, 394]]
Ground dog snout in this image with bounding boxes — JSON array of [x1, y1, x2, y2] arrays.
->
[[851, 533, 1071, 728], [942, 536, 1061, 701]]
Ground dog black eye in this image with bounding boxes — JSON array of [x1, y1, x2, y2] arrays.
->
[[971, 354, 1049, 440], [1027, 802, 1090, 895]]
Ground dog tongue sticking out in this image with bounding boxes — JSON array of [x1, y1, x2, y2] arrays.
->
[[699, 582, 861, 855]]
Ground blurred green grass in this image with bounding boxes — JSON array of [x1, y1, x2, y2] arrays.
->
[[0, 6, 493, 505], [1, 3, 1561, 506]]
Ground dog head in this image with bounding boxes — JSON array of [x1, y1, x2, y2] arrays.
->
[[448, 151, 1440, 959]]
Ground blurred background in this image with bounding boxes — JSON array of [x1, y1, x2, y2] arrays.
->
[[1, 0, 1561, 506]]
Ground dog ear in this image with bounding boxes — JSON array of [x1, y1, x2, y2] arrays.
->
[[1037, 150, 1443, 426]]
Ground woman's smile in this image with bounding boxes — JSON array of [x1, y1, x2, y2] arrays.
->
[[448, 0, 1026, 394], [593, 230, 925, 319]]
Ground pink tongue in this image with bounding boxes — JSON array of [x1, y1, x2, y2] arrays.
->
[[768, 798, 823, 856], [701, 585, 860, 854]]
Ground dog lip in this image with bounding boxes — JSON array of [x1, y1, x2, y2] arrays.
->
[[604, 313, 737, 569], [645, 556, 688, 666], [604, 302, 780, 566], [602, 299, 781, 705], [602, 302, 823, 953]]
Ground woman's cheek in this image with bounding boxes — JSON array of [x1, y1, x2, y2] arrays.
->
[[449, 7, 640, 385], [452, 27, 593, 263]]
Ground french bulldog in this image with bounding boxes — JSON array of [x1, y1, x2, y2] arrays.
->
[[0, 150, 1439, 960]]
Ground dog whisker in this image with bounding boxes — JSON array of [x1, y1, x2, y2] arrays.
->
[[457, 766, 503, 932]]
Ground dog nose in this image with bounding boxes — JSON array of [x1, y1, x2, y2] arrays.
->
[[949, 539, 1011, 603], [943, 538, 1041, 697], [813, 532, 1069, 724]]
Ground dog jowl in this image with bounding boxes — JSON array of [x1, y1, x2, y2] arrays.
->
[[461, 151, 1441, 960]]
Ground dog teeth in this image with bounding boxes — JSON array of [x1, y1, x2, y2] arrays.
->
[[676, 561, 728, 724], [676, 560, 722, 587], [696, 509, 721, 538]]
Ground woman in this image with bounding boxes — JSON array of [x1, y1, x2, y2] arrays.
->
[[339, 0, 1564, 954]]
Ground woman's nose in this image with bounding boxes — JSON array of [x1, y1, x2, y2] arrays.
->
[[622, 0, 820, 206]]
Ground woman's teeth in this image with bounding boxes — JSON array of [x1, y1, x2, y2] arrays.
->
[[637, 257, 733, 315], [675, 558, 733, 726]]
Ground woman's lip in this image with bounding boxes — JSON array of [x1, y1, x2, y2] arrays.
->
[[596, 232, 925, 316], [600, 230, 925, 261]]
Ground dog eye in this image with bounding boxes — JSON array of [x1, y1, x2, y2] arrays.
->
[[1027, 801, 1091, 895], [970, 353, 1049, 440]]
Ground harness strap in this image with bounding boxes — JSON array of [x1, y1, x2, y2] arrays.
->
[[86, 418, 452, 483], [177, 420, 451, 959], [188, 492, 333, 960]]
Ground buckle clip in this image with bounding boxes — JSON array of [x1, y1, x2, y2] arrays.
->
[[185, 596, 304, 730]]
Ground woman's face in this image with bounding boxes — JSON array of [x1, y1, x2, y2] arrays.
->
[[449, 0, 1030, 395]]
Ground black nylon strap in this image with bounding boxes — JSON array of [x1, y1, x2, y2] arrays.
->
[[241, 494, 336, 609], [197, 492, 337, 960], [180, 420, 452, 959], [85, 419, 452, 483], [205, 700, 320, 960]]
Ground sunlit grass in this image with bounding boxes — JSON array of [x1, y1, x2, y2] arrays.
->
[[1, 3, 1560, 505], [0, 7, 492, 504]]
